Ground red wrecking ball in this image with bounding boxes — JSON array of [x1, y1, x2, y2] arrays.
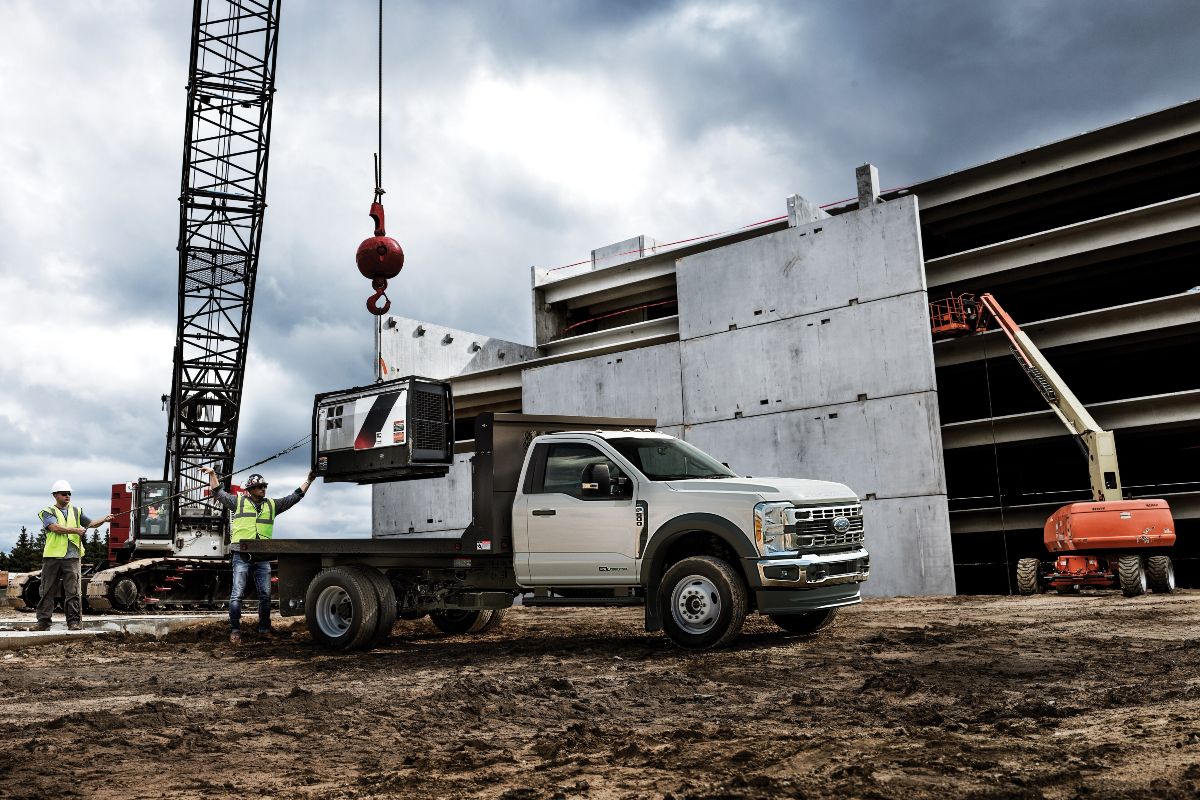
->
[[357, 201, 404, 315]]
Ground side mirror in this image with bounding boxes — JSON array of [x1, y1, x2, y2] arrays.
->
[[581, 463, 612, 497]]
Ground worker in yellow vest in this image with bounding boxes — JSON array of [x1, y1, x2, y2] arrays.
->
[[203, 466, 315, 645], [35, 480, 113, 631]]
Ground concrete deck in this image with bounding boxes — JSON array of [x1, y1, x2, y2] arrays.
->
[[0, 613, 222, 650]]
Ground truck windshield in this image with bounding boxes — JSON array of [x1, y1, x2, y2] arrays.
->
[[606, 437, 737, 481]]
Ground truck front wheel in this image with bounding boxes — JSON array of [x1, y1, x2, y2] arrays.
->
[[658, 556, 747, 650], [770, 609, 838, 636], [304, 567, 381, 651]]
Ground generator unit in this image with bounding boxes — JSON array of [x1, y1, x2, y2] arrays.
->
[[313, 376, 454, 484]]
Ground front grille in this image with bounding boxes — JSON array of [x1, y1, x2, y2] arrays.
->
[[787, 504, 865, 551], [792, 504, 862, 521], [795, 529, 866, 550]]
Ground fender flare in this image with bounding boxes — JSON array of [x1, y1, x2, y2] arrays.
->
[[640, 513, 758, 631]]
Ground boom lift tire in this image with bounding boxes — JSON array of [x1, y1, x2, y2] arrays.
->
[[429, 609, 493, 635], [304, 566, 381, 651], [1015, 558, 1040, 595], [658, 556, 747, 651], [349, 565, 398, 648], [769, 608, 838, 636], [1117, 555, 1147, 598], [1146, 556, 1176, 594]]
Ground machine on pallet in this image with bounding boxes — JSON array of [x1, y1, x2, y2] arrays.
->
[[931, 292, 1177, 596]]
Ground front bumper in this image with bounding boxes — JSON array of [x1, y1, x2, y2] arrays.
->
[[753, 547, 870, 588]]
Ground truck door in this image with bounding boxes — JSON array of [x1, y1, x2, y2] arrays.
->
[[520, 442, 639, 585]]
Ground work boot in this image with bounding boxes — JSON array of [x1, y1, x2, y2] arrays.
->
[[33, 620, 52, 631], [229, 631, 242, 646], [67, 621, 82, 631]]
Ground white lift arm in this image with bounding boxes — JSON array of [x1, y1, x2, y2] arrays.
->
[[977, 293, 1123, 501]]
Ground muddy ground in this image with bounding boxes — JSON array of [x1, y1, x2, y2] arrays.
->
[[1, 593, 1199, 799]]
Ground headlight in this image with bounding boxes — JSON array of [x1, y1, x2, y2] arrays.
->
[[754, 501, 793, 555]]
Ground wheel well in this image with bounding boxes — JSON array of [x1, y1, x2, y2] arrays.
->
[[660, 531, 741, 580]]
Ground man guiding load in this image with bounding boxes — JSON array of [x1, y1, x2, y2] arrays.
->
[[36, 480, 114, 631], [202, 466, 315, 645]]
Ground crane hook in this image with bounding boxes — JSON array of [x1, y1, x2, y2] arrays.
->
[[366, 277, 392, 315]]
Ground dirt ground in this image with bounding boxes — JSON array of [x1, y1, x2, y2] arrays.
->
[[1, 593, 1199, 800]]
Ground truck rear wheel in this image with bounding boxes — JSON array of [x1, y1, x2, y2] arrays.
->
[[349, 566, 398, 648], [477, 608, 507, 633], [658, 556, 747, 650], [770, 609, 838, 636], [429, 609, 491, 635], [305, 567, 381, 651], [1117, 555, 1147, 598], [1146, 556, 1175, 593], [1015, 558, 1040, 595]]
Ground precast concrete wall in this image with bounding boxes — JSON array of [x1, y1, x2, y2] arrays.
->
[[374, 452, 473, 536], [378, 316, 538, 380], [524, 196, 955, 595]]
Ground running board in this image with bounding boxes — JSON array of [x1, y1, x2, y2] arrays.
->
[[522, 595, 645, 607]]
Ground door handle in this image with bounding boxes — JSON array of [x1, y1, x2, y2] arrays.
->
[[531, 509, 557, 516]]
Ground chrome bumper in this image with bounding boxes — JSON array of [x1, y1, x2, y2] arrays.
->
[[755, 548, 870, 588]]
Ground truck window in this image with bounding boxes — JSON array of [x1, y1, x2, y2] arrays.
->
[[606, 437, 736, 481], [535, 443, 624, 499]]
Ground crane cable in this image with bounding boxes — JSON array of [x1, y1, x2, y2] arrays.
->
[[374, 0, 384, 204]]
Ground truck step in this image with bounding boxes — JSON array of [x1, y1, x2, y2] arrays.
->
[[522, 596, 645, 608]]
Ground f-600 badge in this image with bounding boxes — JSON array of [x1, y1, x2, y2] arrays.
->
[[598, 566, 628, 572]]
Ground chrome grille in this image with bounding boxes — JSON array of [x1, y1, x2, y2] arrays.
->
[[795, 529, 866, 550], [790, 504, 862, 521]]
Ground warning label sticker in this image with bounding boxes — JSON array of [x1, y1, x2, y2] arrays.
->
[[393, 420, 406, 444]]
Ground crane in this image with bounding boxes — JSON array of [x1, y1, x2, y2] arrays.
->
[[86, 0, 284, 611], [930, 292, 1176, 597]]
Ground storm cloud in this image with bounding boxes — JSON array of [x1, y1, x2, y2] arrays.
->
[[1, 0, 1197, 549]]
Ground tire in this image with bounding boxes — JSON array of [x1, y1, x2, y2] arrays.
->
[[1146, 555, 1176, 594], [1015, 558, 1040, 595], [658, 556, 748, 650], [429, 609, 491, 635], [1117, 555, 1147, 598], [770, 608, 838, 636], [477, 608, 508, 633], [349, 566, 397, 649], [304, 567, 381, 651]]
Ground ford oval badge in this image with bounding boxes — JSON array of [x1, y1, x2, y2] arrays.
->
[[832, 516, 851, 533]]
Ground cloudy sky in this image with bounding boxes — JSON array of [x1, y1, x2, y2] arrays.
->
[[1, 0, 1197, 553]]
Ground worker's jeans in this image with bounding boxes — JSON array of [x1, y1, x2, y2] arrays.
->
[[229, 553, 272, 633], [37, 557, 82, 625]]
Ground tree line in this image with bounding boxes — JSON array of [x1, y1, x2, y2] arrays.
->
[[0, 526, 110, 573]]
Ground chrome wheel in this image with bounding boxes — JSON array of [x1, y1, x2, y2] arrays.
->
[[670, 574, 721, 634], [314, 585, 353, 638]]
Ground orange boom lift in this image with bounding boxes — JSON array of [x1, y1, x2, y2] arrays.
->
[[930, 293, 1176, 596]]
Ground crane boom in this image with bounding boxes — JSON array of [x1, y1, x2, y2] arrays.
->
[[975, 293, 1122, 502], [164, 0, 283, 549]]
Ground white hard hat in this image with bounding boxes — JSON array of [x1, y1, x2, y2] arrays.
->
[[51, 479, 72, 494]]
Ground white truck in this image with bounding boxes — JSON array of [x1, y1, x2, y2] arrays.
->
[[243, 379, 869, 650]]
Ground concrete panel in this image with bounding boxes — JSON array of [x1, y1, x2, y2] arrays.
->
[[857, 495, 956, 596], [679, 292, 937, 424], [373, 453, 473, 537], [378, 316, 538, 380], [682, 396, 947, 501], [522, 342, 684, 426], [592, 235, 660, 270], [676, 196, 924, 340]]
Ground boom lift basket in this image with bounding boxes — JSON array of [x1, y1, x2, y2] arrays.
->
[[313, 376, 454, 484]]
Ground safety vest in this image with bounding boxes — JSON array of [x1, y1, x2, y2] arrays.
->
[[230, 495, 276, 542], [41, 505, 84, 559]]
